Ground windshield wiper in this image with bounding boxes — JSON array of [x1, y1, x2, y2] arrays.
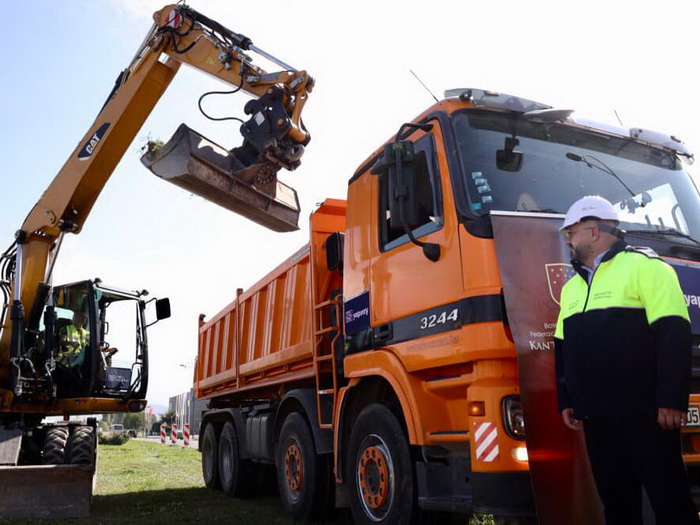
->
[[565, 152, 649, 212], [625, 228, 700, 247]]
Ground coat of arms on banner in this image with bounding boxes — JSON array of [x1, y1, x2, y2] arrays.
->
[[545, 264, 576, 305]]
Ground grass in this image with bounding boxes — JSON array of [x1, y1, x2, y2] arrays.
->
[[92, 440, 308, 524], [3, 440, 476, 524], [3, 440, 350, 524]]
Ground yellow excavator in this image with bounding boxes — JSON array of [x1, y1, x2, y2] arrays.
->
[[0, 4, 312, 518]]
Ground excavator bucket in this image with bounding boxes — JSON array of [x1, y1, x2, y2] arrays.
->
[[0, 429, 94, 519], [0, 464, 94, 518], [141, 124, 301, 232]]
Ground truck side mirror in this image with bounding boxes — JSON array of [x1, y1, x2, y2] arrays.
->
[[325, 232, 344, 274], [156, 298, 171, 321], [371, 140, 440, 262], [372, 141, 427, 230]]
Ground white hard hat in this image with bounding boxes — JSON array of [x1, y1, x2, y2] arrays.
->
[[560, 195, 619, 231]]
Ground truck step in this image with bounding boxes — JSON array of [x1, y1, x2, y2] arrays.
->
[[418, 495, 472, 513], [141, 123, 301, 232]]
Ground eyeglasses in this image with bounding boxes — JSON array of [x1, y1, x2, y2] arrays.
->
[[560, 226, 595, 240]]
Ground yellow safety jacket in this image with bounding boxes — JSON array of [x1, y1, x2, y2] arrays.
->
[[554, 240, 691, 418], [58, 324, 88, 367]]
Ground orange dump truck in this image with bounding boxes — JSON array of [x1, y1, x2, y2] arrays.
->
[[194, 89, 700, 524]]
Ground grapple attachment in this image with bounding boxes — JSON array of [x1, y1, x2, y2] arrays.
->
[[141, 124, 301, 232]]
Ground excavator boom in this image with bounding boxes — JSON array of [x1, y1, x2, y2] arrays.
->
[[0, 5, 313, 517], [1, 3, 313, 389]]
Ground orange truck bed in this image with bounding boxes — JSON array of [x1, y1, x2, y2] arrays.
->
[[194, 199, 346, 402]]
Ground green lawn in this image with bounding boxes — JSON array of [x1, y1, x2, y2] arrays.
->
[[91, 440, 310, 524], [2, 440, 473, 524], [3, 440, 351, 524]]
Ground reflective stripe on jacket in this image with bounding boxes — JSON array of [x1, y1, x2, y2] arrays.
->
[[58, 325, 88, 365], [554, 240, 692, 418]]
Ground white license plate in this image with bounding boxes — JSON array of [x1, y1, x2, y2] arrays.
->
[[686, 406, 700, 427]]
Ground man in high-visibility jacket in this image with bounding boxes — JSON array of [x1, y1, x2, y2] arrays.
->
[[57, 311, 89, 368], [554, 195, 698, 524]]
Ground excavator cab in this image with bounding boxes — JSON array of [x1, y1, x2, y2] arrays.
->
[[22, 280, 170, 401]]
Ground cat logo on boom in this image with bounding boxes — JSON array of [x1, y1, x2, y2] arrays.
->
[[78, 122, 110, 159]]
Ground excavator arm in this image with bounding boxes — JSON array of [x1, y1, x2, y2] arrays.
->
[[0, 3, 312, 395]]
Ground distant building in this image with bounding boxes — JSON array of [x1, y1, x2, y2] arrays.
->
[[169, 389, 207, 435]]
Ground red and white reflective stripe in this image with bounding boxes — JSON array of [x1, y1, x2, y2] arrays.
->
[[166, 9, 183, 29], [183, 424, 191, 448], [474, 422, 500, 462], [171, 423, 178, 445], [160, 423, 166, 445]]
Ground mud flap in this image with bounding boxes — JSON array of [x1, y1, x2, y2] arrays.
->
[[0, 464, 94, 519], [141, 124, 301, 232]]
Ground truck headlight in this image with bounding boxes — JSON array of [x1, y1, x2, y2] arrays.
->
[[503, 396, 525, 440]]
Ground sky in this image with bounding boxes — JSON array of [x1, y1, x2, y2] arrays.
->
[[1, 0, 698, 407]]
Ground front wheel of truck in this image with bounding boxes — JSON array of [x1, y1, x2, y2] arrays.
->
[[347, 403, 418, 524]]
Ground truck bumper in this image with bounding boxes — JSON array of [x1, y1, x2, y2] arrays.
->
[[470, 471, 535, 517], [415, 446, 535, 517]]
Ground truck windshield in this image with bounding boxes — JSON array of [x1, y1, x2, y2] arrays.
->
[[452, 110, 700, 237]]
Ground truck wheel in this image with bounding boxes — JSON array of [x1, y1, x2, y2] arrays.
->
[[276, 412, 333, 520], [201, 423, 220, 489], [347, 404, 417, 524], [43, 426, 69, 465], [69, 426, 95, 464], [218, 421, 253, 497]]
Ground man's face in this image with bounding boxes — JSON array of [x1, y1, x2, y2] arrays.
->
[[73, 313, 86, 328], [562, 221, 596, 263]]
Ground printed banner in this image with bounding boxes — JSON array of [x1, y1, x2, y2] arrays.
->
[[491, 212, 603, 524], [667, 260, 700, 335]]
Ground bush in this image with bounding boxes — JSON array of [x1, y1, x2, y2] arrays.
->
[[98, 432, 131, 446]]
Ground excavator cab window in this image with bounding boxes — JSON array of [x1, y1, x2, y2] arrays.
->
[[378, 133, 442, 250], [94, 286, 147, 398]]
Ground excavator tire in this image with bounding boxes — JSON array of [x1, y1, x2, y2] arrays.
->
[[69, 426, 95, 465], [43, 426, 69, 464]]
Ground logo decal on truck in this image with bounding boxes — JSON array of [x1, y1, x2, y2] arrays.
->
[[344, 291, 370, 335]]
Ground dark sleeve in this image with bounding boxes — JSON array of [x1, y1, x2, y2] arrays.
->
[[651, 316, 692, 411], [554, 337, 571, 412]]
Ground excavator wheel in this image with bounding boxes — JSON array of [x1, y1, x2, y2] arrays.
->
[[68, 426, 96, 465], [43, 426, 69, 464]]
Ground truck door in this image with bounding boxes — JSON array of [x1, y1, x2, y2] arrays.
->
[[369, 123, 464, 359]]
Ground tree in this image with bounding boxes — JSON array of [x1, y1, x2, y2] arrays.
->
[[123, 412, 145, 430]]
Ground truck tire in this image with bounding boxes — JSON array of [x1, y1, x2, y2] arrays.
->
[[347, 403, 418, 524], [276, 412, 333, 520], [43, 426, 69, 465], [202, 423, 221, 489], [68, 426, 96, 464], [218, 421, 253, 497]]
